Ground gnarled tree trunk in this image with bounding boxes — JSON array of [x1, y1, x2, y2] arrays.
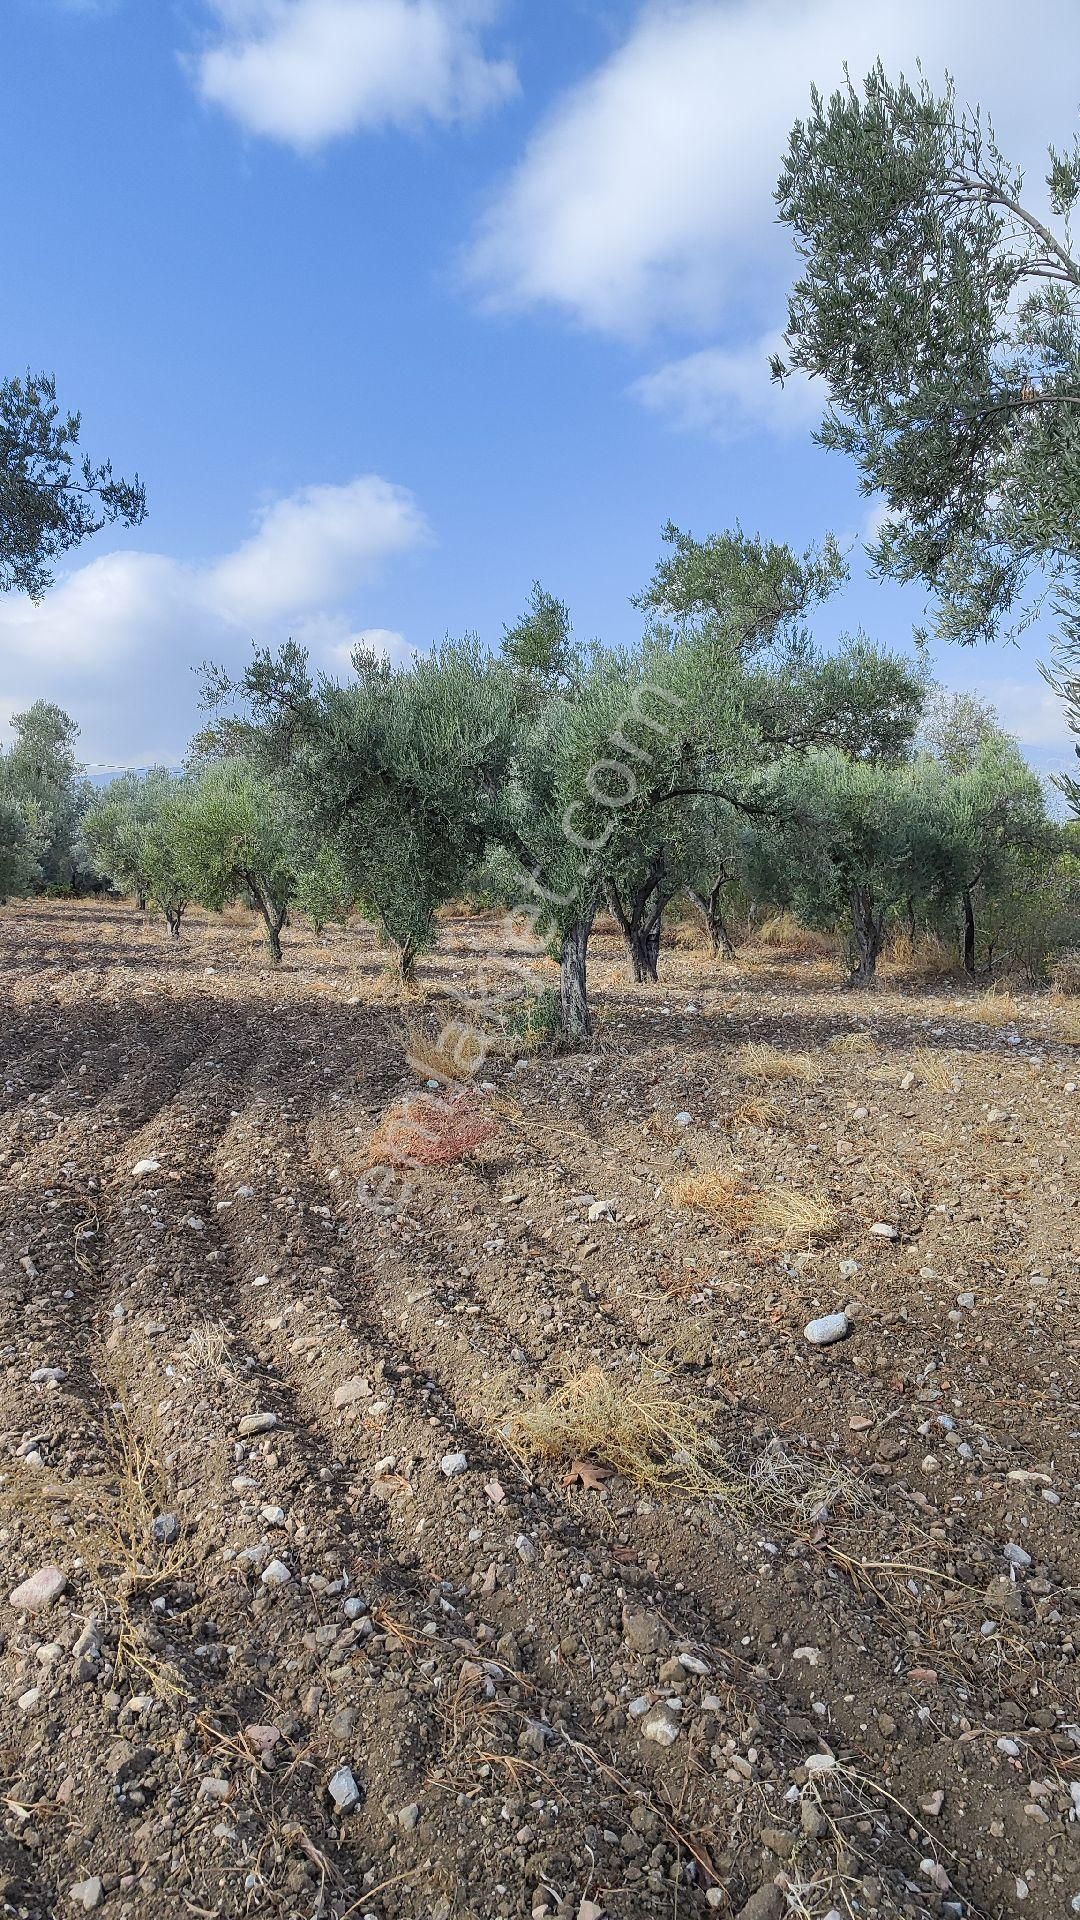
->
[[848, 886, 884, 987], [395, 939, 417, 985], [686, 879, 736, 958], [559, 911, 594, 1044], [961, 885, 977, 979]]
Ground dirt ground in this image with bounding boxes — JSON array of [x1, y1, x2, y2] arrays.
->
[[1, 896, 1078, 1920]]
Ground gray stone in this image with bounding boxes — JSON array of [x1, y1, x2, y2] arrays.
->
[[333, 1376, 372, 1409], [151, 1513, 180, 1546], [9, 1567, 67, 1612], [328, 1765, 362, 1813], [69, 1880, 103, 1912], [238, 1412, 278, 1437], [804, 1312, 850, 1347], [440, 1451, 468, 1478]]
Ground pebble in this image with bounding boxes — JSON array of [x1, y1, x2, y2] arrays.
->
[[333, 1376, 372, 1408], [641, 1705, 681, 1747], [328, 1765, 362, 1813], [397, 1802, 420, 1832], [587, 1200, 614, 1222], [674, 1111, 692, 1128], [804, 1312, 849, 1347], [261, 1559, 292, 1588], [151, 1513, 180, 1546], [869, 1222, 897, 1239], [130, 1158, 160, 1177], [199, 1777, 231, 1801], [9, 1567, 68, 1612], [440, 1451, 468, 1477], [30, 1366, 66, 1386], [238, 1412, 278, 1436], [69, 1880, 103, 1911], [1003, 1543, 1032, 1569]]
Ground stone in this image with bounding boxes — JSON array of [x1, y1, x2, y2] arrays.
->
[[261, 1559, 292, 1588], [1003, 1543, 1032, 1569], [131, 1159, 160, 1177], [641, 1706, 681, 1748], [869, 1222, 898, 1239], [440, 1451, 468, 1477], [735, 1888, 784, 1920], [244, 1724, 281, 1755], [69, 1880, 103, 1911], [397, 1802, 420, 1832], [30, 1367, 66, 1385], [199, 1777, 231, 1801], [804, 1312, 849, 1347], [587, 1201, 614, 1223], [328, 1765, 362, 1813], [238, 1412, 278, 1436], [151, 1513, 180, 1546], [674, 1112, 692, 1128], [333, 1376, 372, 1408], [623, 1607, 663, 1654], [9, 1567, 67, 1612]]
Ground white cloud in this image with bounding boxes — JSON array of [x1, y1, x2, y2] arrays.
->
[[193, 0, 517, 149], [632, 329, 819, 440], [467, 0, 1080, 428], [296, 613, 411, 673], [207, 477, 428, 624], [0, 476, 429, 763]]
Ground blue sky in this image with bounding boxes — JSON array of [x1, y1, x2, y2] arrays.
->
[[2, 0, 1077, 788]]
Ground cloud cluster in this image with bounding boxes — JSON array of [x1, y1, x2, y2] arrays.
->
[[194, 0, 517, 149], [466, 0, 1080, 434], [0, 476, 428, 764]]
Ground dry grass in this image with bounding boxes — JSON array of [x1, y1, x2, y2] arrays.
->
[[365, 1089, 499, 1169], [963, 991, 1022, 1028], [505, 1364, 733, 1500], [183, 1318, 233, 1375], [757, 910, 835, 956], [911, 1048, 960, 1092], [827, 1028, 876, 1056], [724, 1094, 782, 1131], [1052, 1002, 1080, 1045], [402, 1015, 486, 1084], [754, 1185, 840, 1245], [882, 928, 954, 983], [670, 1169, 755, 1231], [1050, 951, 1080, 998], [735, 1040, 819, 1083]]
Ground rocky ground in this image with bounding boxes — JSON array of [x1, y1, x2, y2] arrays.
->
[[0, 896, 1078, 1920]]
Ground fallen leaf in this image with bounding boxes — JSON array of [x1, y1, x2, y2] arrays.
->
[[561, 1459, 613, 1493]]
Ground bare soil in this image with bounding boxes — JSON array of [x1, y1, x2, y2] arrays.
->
[[1, 897, 1078, 1920]]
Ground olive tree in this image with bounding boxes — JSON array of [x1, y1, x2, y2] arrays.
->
[[774, 64, 1080, 792], [84, 768, 179, 910], [2, 701, 86, 892], [179, 760, 295, 962], [743, 752, 946, 986], [1, 372, 146, 599]]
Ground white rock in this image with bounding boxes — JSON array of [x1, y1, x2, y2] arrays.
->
[[9, 1566, 67, 1612], [440, 1451, 468, 1478], [587, 1200, 614, 1223], [804, 1312, 850, 1347], [804, 1752, 836, 1773], [641, 1706, 681, 1747], [1003, 1543, 1032, 1568], [261, 1559, 292, 1588], [869, 1222, 898, 1239], [199, 1776, 231, 1801], [674, 1112, 692, 1128], [131, 1159, 160, 1177], [30, 1367, 66, 1385], [69, 1880, 103, 1911], [328, 1765, 362, 1813]]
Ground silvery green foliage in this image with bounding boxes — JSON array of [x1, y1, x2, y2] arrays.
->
[[776, 64, 1080, 802]]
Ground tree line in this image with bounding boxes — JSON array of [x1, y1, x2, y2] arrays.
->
[[2, 522, 1077, 1044]]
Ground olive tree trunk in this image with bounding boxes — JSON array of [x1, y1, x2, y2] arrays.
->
[[559, 911, 594, 1044], [686, 881, 736, 958], [848, 886, 885, 987]]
